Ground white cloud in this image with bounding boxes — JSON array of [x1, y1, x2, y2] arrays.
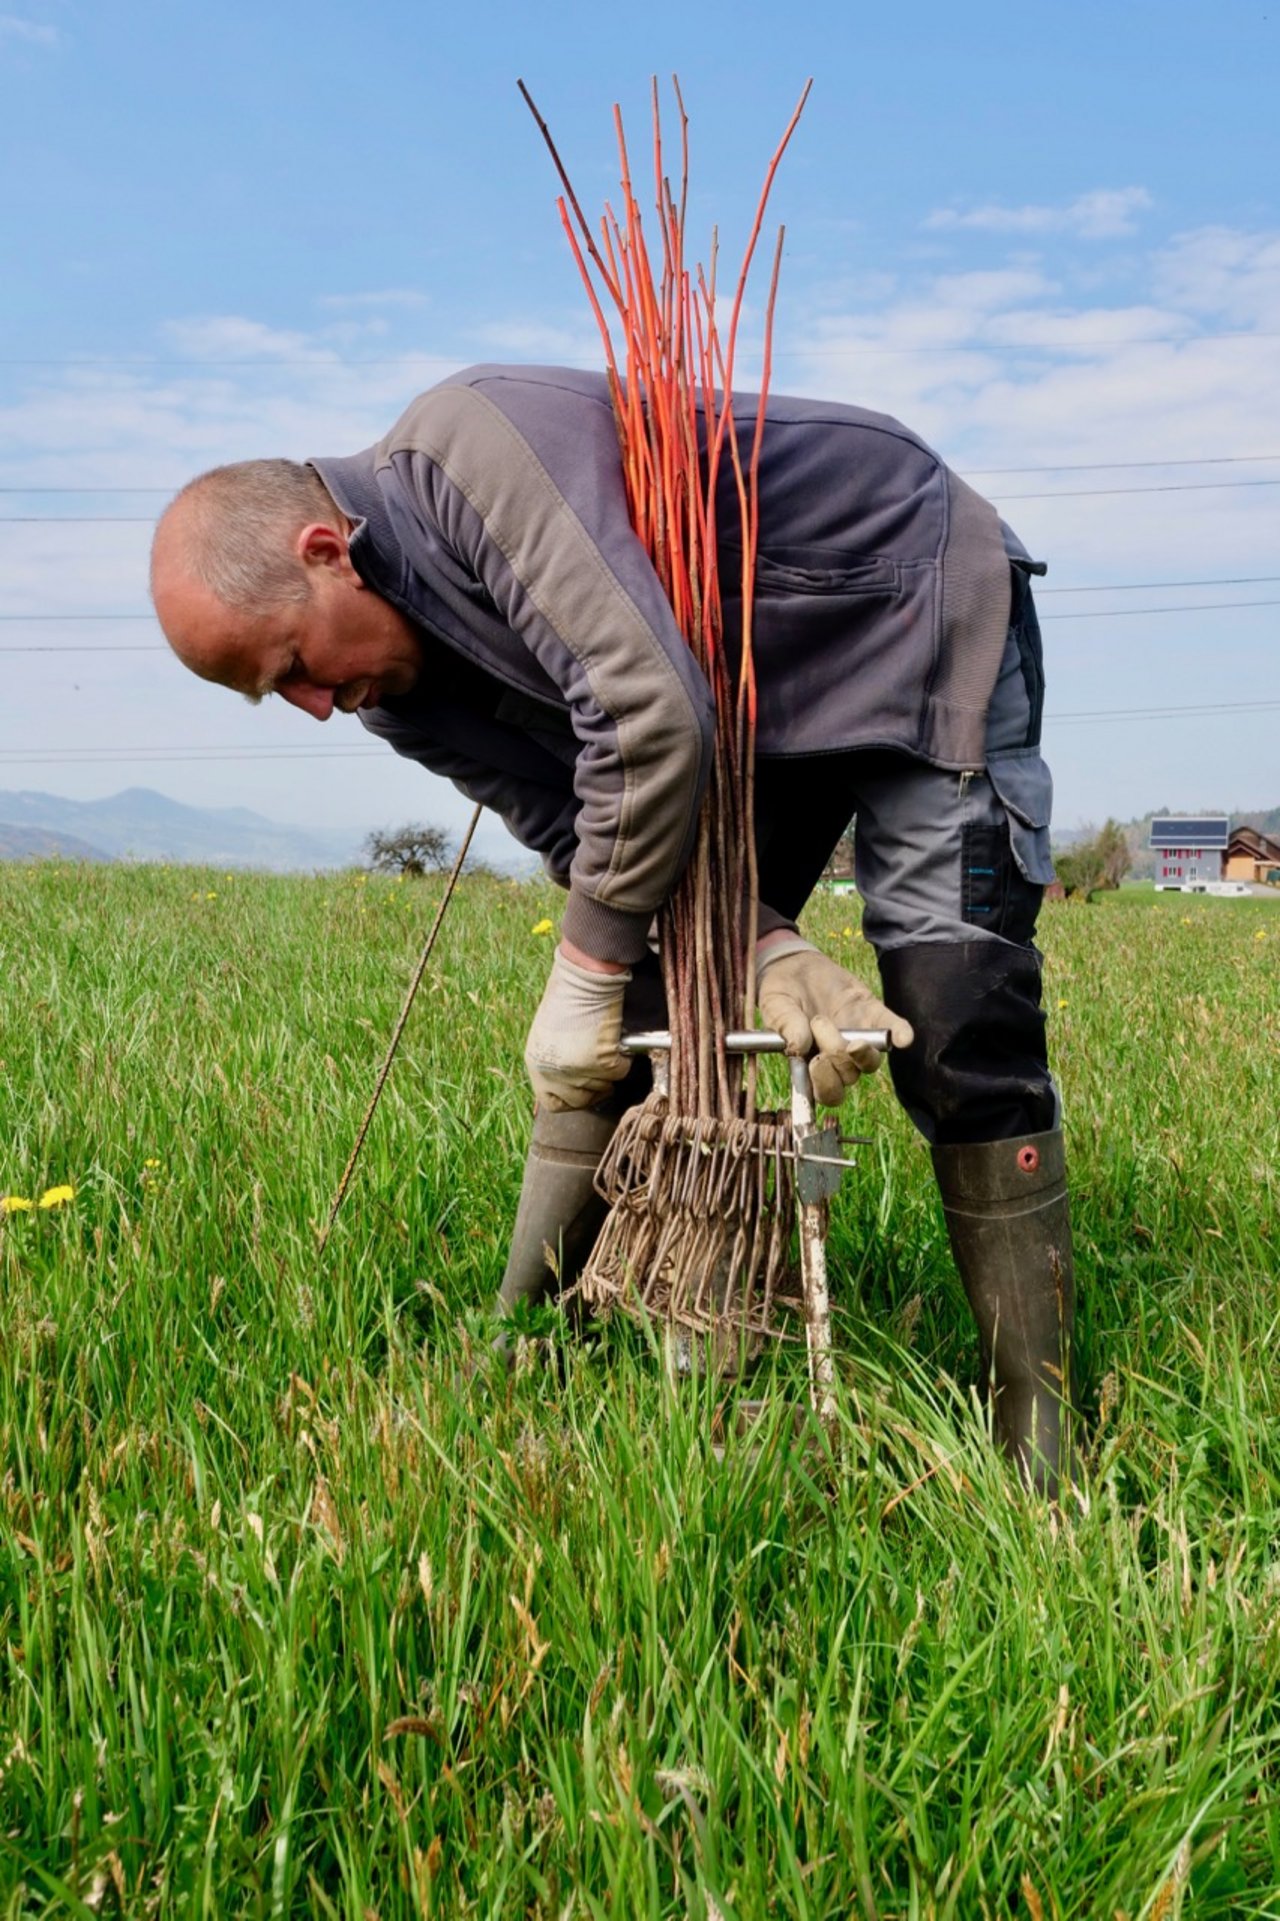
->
[[927, 187, 1153, 240], [1152, 226, 1280, 325], [474, 317, 605, 360], [161, 315, 346, 365], [0, 13, 57, 46]]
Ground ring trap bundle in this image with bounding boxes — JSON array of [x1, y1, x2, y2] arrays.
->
[[522, 80, 884, 1414]]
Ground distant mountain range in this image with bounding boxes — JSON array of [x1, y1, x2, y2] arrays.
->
[[0, 787, 362, 872], [0, 821, 111, 862], [4, 785, 1276, 880]]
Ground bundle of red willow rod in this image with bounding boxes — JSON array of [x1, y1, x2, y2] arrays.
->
[[521, 78, 811, 1346]]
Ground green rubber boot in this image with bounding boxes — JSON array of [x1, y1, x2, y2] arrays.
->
[[494, 1103, 618, 1339], [931, 1129, 1078, 1499]]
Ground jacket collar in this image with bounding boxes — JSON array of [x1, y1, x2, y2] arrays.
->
[[307, 450, 403, 596]]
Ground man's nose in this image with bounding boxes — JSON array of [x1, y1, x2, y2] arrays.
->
[[278, 682, 335, 722]]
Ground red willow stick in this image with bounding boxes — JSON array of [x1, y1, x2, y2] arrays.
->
[[520, 77, 810, 1116]]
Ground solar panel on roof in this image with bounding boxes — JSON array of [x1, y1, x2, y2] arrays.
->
[[1149, 817, 1230, 848]]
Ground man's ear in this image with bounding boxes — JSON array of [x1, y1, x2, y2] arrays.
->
[[296, 522, 355, 577]]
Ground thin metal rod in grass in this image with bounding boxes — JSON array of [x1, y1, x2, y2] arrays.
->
[[317, 803, 483, 1255]]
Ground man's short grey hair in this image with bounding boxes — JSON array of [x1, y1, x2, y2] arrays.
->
[[155, 459, 339, 612]]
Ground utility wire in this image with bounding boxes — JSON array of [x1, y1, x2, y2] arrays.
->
[[0, 644, 167, 653], [0, 330, 1277, 367], [9, 477, 1280, 523], [6, 574, 1280, 619], [1040, 598, 1280, 620], [966, 454, 1280, 475], [990, 480, 1280, 501], [0, 746, 390, 763], [0, 743, 382, 759], [1037, 575, 1280, 594], [4, 454, 1280, 491], [8, 594, 1280, 653], [1049, 701, 1280, 727], [4, 699, 1280, 765]]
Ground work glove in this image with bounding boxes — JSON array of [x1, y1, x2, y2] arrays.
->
[[524, 946, 631, 1111], [757, 936, 915, 1108]]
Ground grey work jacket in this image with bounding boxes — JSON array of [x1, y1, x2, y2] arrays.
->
[[312, 364, 1036, 965]]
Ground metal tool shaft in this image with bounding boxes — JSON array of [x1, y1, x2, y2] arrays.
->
[[622, 1027, 889, 1056], [620, 1024, 881, 1424]]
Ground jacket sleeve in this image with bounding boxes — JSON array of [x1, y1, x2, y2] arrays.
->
[[379, 385, 715, 964]]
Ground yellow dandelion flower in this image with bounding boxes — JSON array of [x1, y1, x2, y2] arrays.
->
[[841, 926, 853, 937], [37, 1185, 75, 1210], [205, 891, 217, 900], [143, 1158, 161, 1169], [531, 918, 554, 935], [1255, 929, 1268, 941], [1057, 998, 1069, 1009], [2, 1196, 34, 1215]]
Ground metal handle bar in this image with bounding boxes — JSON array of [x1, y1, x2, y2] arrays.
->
[[621, 1027, 889, 1056]]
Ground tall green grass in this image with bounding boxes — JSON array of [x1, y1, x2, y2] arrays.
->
[[1, 863, 1278, 1916]]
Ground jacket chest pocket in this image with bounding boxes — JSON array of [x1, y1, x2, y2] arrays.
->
[[752, 547, 901, 598]]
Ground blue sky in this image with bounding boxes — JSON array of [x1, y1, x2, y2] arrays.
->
[[2, 0, 1277, 860]]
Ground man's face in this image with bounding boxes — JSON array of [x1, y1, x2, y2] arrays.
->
[[152, 521, 425, 721]]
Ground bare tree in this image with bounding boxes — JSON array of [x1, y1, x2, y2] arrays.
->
[[364, 823, 453, 878]]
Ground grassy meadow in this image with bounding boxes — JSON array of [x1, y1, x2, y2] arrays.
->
[[1, 860, 1279, 1918]]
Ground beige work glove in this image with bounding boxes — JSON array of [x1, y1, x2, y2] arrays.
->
[[757, 936, 915, 1107], [524, 946, 631, 1110]]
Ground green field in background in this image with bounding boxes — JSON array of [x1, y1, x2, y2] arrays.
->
[[1, 863, 1278, 1917]]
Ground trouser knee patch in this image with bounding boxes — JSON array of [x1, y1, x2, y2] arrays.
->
[[879, 940, 1057, 1145]]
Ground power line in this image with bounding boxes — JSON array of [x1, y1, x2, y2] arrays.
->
[[0, 331, 1278, 368], [990, 479, 1280, 501], [1049, 698, 1280, 726], [4, 453, 1280, 493], [5, 574, 1280, 622], [5, 696, 1279, 767], [1037, 576, 1280, 594], [5, 592, 1280, 653], [0, 746, 388, 764], [1040, 597, 1280, 620], [0, 644, 166, 654], [0, 742, 369, 758], [966, 455, 1280, 475], [0, 487, 181, 495], [7, 475, 1280, 526]]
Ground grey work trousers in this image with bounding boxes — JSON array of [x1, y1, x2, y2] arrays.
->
[[623, 567, 1061, 1146]]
